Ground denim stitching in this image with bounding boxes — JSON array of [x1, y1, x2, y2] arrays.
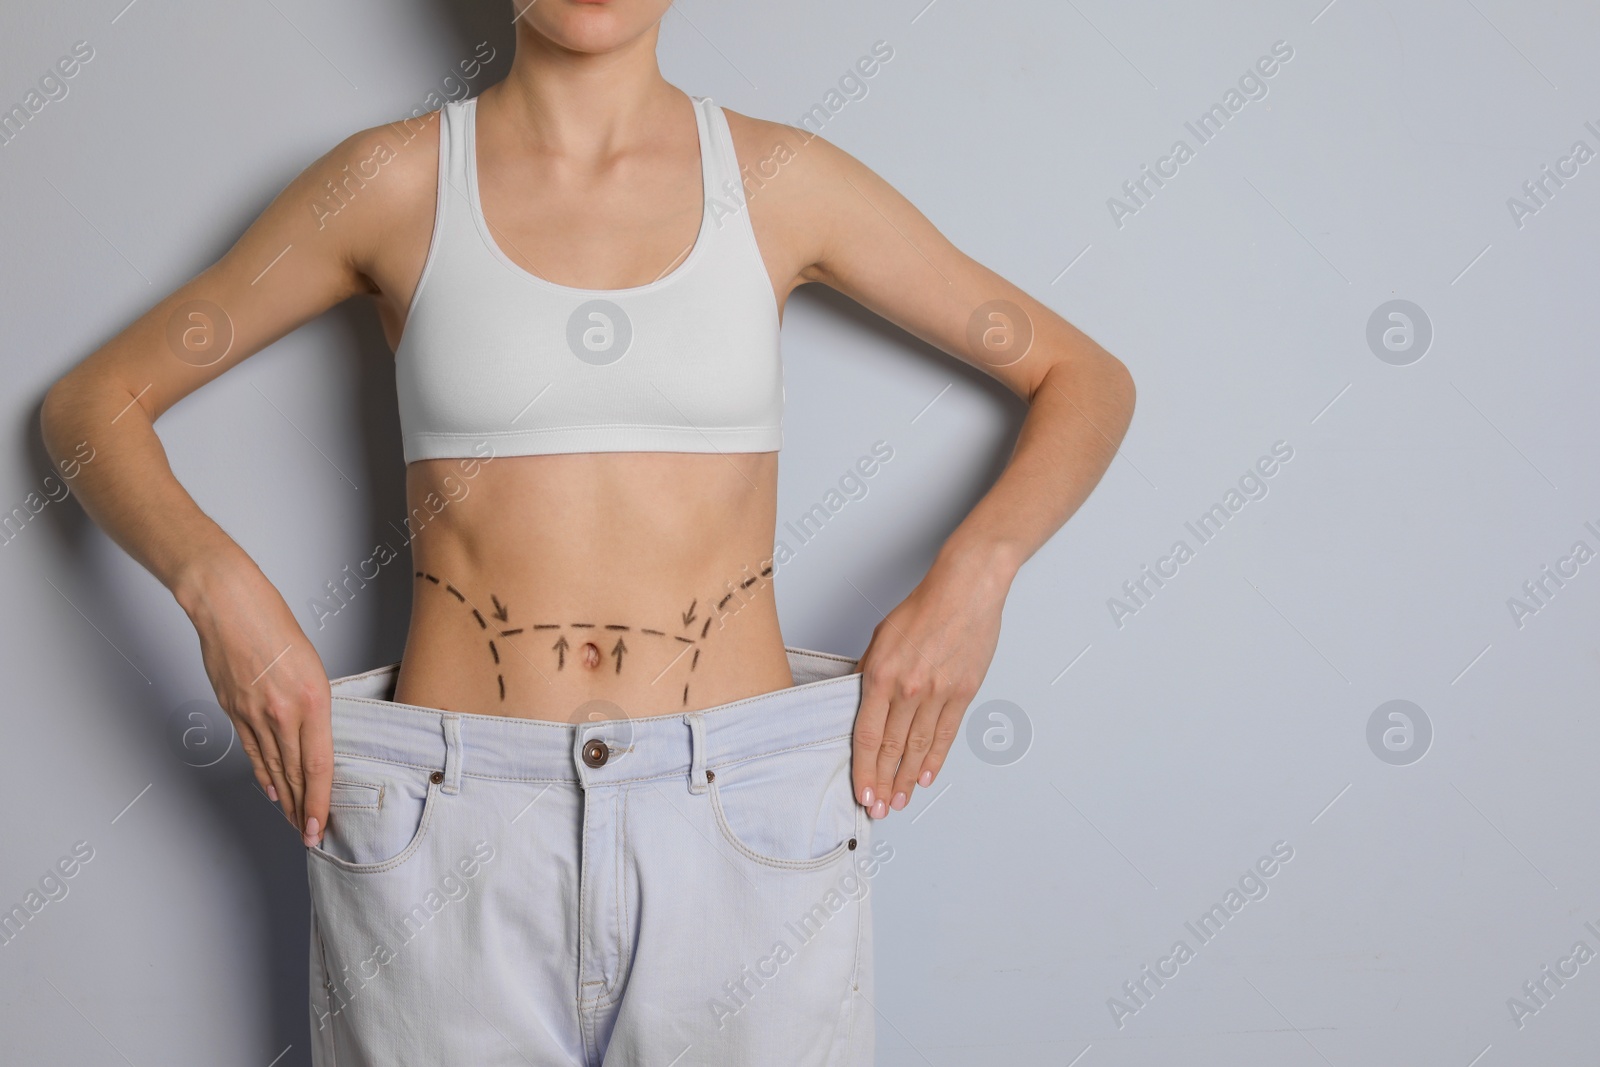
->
[[834, 805, 870, 1065], [577, 787, 591, 1007], [305, 780, 440, 875], [612, 787, 625, 1001], [328, 778, 383, 810], [309, 899, 341, 1067], [619, 786, 632, 994], [329, 752, 439, 772], [328, 734, 853, 789], [329, 663, 858, 726], [706, 780, 858, 872], [706, 732, 854, 773]]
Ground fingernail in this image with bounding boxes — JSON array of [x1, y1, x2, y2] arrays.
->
[[891, 791, 908, 810], [918, 770, 933, 787], [861, 787, 875, 808], [871, 799, 888, 819], [303, 816, 319, 847], [267, 784, 279, 802]]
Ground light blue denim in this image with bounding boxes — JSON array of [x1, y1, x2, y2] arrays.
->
[[306, 647, 882, 1066]]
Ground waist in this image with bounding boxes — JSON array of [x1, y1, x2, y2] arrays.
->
[[330, 647, 862, 784]]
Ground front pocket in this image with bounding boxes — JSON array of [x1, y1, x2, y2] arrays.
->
[[309, 756, 439, 873], [329, 778, 382, 810], [707, 736, 861, 871]]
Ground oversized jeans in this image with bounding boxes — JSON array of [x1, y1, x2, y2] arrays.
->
[[306, 647, 882, 1066]]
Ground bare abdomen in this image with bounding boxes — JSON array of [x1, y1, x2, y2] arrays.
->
[[391, 451, 793, 721]]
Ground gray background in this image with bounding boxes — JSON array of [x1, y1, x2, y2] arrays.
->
[[3, 0, 1598, 1064]]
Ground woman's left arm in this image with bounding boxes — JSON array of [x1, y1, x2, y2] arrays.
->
[[778, 128, 1137, 820]]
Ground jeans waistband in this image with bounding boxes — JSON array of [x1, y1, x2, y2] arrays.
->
[[325, 646, 862, 787]]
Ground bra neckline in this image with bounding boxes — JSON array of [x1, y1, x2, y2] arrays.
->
[[464, 93, 716, 298]]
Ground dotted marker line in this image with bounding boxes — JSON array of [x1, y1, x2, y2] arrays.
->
[[412, 564, 773, 708]]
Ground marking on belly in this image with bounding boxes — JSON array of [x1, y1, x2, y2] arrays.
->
[[417, 572, 517, 702], [413, 556, 777, 708]]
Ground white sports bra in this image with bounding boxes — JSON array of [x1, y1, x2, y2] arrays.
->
[[394, 94, 783, 463]]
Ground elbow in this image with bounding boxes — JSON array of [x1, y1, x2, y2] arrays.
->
[[1111, 359, 1136, 446], [1109, 353, 1136, 421], [39, 375, 73, 453], [39, 375, 105, 478], [39, 369, 103, 462], [1082, 346, 1136, 426], [1038, 347, 1136, 423]]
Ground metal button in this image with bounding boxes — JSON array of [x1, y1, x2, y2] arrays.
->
[[429, 770, 444, 784], [848, 838, 858, 850], [582, 738, 609, 768], [704, 770, 715, 783]]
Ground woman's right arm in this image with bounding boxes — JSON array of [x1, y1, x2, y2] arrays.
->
[[39, 118, 434, 848]]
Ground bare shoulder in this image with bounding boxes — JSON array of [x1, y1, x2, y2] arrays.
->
[[719, 107, 882, 289], [302, 110, 444, 295], [720, 102, 1100, 403], [318, 113, 440, 217], [719, 106, 877, 178]]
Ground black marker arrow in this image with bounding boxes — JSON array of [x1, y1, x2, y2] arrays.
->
[[491, 594, 510, 622], [553, 635, 569, 670], [681, 599, 697, 627], [611, 638, 628, 674]]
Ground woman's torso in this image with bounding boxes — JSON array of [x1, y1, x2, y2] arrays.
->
[[356, 85, 809, 721]]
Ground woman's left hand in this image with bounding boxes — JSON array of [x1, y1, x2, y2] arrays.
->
[[852, 546, 1013, 818]]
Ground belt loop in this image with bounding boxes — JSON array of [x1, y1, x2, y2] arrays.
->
[[440, 714, 464, 795], [571, 726, 589, 783], [684, 712, 708, 794]]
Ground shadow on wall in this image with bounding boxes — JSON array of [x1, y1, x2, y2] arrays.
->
[[25, 5, 514, 1063]]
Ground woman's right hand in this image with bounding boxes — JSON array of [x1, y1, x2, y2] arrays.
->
[[181, 556, 332, 848], [34, 121, 413, 850]]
